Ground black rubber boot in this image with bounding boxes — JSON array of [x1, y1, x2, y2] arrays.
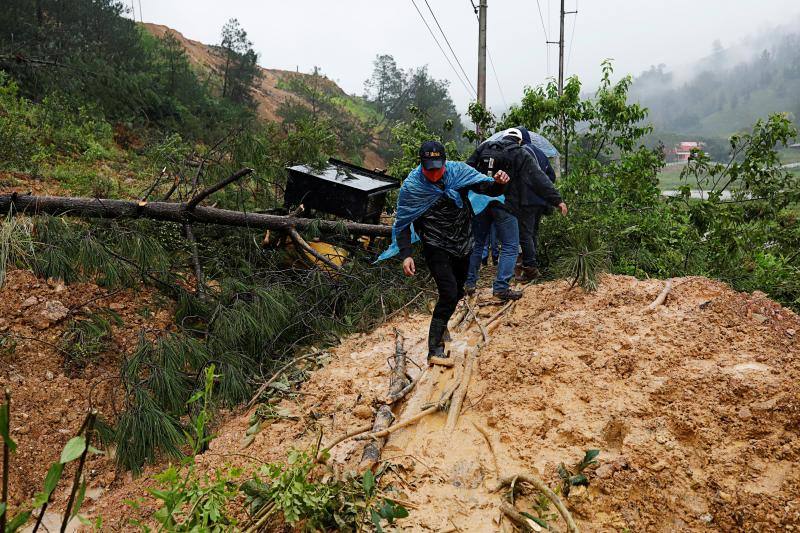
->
[[442, 327, 452, 343], [427, 317, 449, 362]]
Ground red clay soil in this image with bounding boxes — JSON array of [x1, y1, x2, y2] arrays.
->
[[88, 274, 800, 532], [0, 269, 173, 520]]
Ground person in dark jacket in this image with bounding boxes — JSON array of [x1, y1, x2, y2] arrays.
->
[[464, 129, 567, 298], [389, 140, 508, 361], [517, 126, 559, 280]]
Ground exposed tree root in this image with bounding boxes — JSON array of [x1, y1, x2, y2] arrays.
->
[[493, 474, 579, 533], [472, 421, 499, 480], [644, 279, 673, 313], [500, 501, 537, 532], [428, 357, 455, 367], [445, 345, 479, 432]]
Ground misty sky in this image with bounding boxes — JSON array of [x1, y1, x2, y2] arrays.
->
[[130, 0, 800, 113]]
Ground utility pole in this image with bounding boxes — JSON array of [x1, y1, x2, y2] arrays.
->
[[546, 1, 577, 173], [558, 0, 565, 95], [477, 0, 487, 107], [547, 0, 577, 95]]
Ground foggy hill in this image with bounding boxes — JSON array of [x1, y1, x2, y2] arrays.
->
[[630, 24, 800, 138]]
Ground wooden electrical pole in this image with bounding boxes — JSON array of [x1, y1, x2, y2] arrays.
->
[[558, 0, 565, 95], [546, 0, 577, 173], [477, 0, 487, 107]]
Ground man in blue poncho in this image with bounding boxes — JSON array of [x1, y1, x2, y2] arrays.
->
[[378, 140, 508, 361]]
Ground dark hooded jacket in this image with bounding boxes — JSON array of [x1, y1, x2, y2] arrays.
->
[[466, 136, 562, 216]]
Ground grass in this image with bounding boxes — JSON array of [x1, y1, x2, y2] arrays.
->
[[658, 148, 800, 191], [657, 163, 700, 191], [331, 95, 382, 124], [778, 148, 800, 165]]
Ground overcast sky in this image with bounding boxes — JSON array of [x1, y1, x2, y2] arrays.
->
[[131, 0, 800, 114]]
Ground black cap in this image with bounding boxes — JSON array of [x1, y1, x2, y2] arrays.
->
[[419, 140, 446, 170]]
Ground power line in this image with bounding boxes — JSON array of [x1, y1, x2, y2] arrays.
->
[[535, 0, 550, 76], [422, 0, 477, 96], [487, 50, 508, 109], [566, 0, 578, 73], [409, 0, 476, 98]]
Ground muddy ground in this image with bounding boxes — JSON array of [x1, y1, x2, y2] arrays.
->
[[81, 274, 800, 531], [0, 269, 173, 527]]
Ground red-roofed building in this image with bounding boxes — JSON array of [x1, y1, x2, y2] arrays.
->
[[670, 141, 703, 162]]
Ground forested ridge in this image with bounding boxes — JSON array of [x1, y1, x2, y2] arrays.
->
[[0, 1, 799, 531], [631, 26, 800, 138]]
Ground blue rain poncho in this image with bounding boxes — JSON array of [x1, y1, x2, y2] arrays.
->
[[376, 161, 504, 261]]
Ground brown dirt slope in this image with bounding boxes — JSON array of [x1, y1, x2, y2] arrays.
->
[[91, 274, 800, 531], [142, 23, 385, 169], [0, 269, 173, 520]]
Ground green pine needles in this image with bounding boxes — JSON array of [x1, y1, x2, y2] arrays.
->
[[556, 228, 610, 292], [2, 213, 427, 474]]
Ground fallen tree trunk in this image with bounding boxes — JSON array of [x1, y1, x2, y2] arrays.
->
[[359, 331, 409, 470], [0, 193, 393, 237]]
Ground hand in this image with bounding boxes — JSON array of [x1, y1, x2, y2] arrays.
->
[[493, 170, 510, 185], [402, 257, 416, 276], [558, 202, 568, 216]]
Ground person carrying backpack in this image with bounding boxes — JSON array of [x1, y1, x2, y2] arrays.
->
[[464, 128, 567, 299], [377, 141, 508, 361]]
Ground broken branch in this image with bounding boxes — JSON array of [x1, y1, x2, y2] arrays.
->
[[428, 357, 455, 367], [499, 502, 536, 532], [246, 350, 321, 409], [493, 474, 579, 533], [287, 227, 343, 273], [186, 167, 253, 210], [316, 423, 373, 462], [445, 345, 479, 432], [360, 331, 410, 470], [355, 405, 439, 441]]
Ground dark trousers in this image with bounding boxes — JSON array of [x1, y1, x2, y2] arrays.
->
[[518, 206, 545, 268], [422, 244, 469, 352], [423, 244, 470, 323]]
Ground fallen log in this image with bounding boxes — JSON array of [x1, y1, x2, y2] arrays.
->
[[359, 331, 410, 470], [0, 193, 393, 237]]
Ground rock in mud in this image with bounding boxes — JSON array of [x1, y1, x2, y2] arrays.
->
[[353, 404, 373, 419], [40, 300, 69, 322], [448, 459, 484, 489]]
